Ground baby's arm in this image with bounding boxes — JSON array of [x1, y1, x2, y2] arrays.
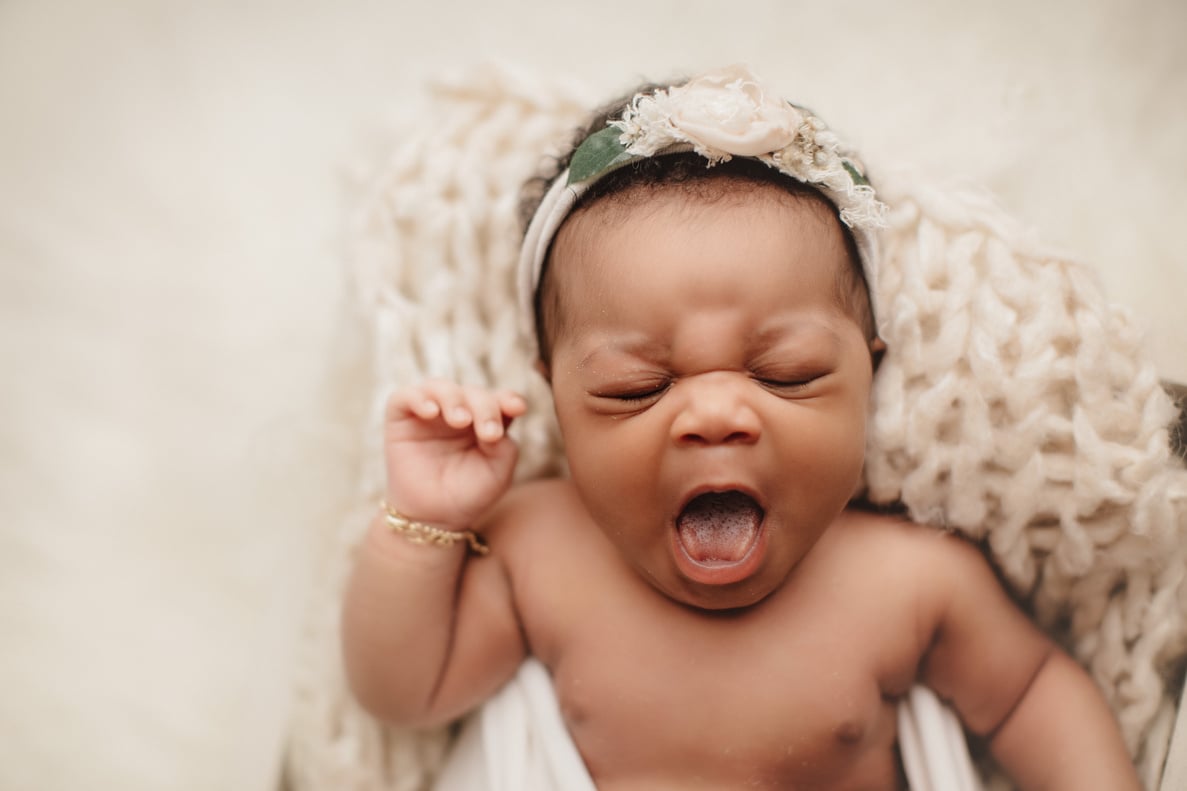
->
[[341, 381, 528, 728], [918, 536, 1140, 790]]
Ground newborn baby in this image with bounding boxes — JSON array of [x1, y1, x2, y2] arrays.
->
[[342, 66, 1139, 790]]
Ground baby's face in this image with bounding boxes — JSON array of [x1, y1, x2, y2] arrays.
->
[[546, 185, 877, 610]]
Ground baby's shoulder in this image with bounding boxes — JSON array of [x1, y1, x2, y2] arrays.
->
[[826, 508, 996, 590], [834, 507, 979, 550]]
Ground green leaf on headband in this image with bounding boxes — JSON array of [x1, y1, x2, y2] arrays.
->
[[841, 159, 869, 187], [568, 127, 633, 185]]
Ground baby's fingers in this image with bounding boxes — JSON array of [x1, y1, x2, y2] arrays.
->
[[466, 388, 527, 444], [385, 384, 445, 423], [386, 382, 525, 443], [497, 390, 528, 420]]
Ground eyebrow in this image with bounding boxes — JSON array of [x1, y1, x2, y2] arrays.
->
[[577, 336, 670, 370], [751, 318, 844, 352]]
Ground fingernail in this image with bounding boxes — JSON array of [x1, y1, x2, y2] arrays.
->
[[482, 420, 502, 437]]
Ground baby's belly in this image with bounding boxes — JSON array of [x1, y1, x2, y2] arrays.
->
[[594, 772, 904, 791], [571, 724, 904, 791]]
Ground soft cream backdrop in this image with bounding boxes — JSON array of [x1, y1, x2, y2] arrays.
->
[[1, 2, 1183, 790]]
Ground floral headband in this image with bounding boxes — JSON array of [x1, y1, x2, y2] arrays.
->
[[518, 64, 888, 353]]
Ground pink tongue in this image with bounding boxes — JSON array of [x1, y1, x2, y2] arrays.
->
[[677, 491, 762, 562]]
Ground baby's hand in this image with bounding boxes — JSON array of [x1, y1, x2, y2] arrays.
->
[[383, 381, 527, 529]]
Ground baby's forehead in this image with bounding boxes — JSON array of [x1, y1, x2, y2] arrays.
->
[[551, 178, 848, 274], [549, 186, 849, 315]]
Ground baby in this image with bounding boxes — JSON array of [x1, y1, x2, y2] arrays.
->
[[342, 66, 1140, 789]]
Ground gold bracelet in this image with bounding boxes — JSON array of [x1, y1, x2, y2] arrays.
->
[[380, 501, 489, 555]]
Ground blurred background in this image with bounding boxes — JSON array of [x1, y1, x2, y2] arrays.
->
[[1, 1, 1183, 790]]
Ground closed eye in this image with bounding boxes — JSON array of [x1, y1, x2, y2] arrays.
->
[[590, 375, 673, 403], [755, 374, 824, 394], [600, 383, 670, 402]]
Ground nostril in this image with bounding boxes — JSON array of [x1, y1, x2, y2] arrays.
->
[[677, 427, 758, 446]]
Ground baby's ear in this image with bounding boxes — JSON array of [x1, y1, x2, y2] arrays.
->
[[534, 358, 552, 384], [869, 337, 887, 371]]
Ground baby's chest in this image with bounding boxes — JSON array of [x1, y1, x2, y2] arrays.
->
[[549, 613, 899, 786]]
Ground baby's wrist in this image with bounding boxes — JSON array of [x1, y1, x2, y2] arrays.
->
[[379, 492, 474, 533], [378, 500, 489, 556]]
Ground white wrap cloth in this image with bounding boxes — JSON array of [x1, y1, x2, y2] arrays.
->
[[433, 658, 982, 791]]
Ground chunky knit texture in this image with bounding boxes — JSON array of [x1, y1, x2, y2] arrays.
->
[[285, 65, 1187, 790]]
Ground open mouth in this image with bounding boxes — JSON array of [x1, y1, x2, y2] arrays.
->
[[676, 490, 765, 566]]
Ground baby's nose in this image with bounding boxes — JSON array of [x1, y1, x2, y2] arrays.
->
[[670, 375, 762, 446]]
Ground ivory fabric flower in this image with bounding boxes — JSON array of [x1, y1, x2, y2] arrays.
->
[[616, 65, 802, 159]]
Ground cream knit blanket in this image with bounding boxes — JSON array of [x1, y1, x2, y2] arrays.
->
[[285, 65, 1187, 790]]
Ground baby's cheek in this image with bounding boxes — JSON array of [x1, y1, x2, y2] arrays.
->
[[785, 414, 867, 501], [564, 443, 629, 513]]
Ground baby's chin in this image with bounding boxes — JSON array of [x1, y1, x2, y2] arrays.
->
[[645, 565, 788, 612]]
